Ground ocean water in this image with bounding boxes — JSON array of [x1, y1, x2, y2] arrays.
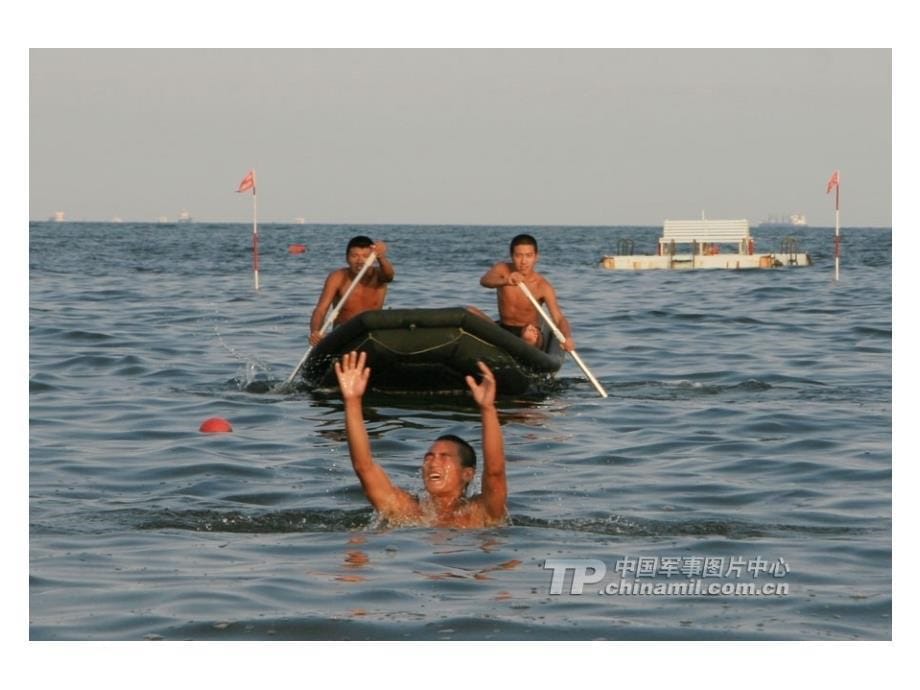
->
[[28, 221, 891, 640]]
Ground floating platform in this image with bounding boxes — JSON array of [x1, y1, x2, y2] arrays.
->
[[600, 218, 812, 271], [600, 252, 812, 270]]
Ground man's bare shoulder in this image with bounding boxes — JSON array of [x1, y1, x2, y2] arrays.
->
[[532, 272, 556, 295], [371, 266, 393, 286], [327, 267, 350, 285], [464, 495, 509, 527], [376, 492, 423, 523], [530, 269, 549, 283]]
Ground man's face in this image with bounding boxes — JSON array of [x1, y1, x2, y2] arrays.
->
[[346, 246, 373, 275], [422, 440, 473, 497], [511, 244, 538, 275]]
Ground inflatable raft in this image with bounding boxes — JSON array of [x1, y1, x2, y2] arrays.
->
[[299, 307, 564, 395]]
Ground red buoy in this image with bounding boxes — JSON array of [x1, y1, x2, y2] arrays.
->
[[199, 417, 233, 433], [288, 243, 307, 254]]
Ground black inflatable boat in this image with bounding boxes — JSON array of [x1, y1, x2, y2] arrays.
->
[[299, 307, 564, 395]]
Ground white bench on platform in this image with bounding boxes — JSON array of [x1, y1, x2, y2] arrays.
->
[[659, 219, 752, 255]]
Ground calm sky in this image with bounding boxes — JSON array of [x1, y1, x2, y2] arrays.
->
[[29, 48, 891, 227]]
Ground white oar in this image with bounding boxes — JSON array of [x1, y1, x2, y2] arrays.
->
[[283, 251, 378, 387], [517, 280, 608, 398]]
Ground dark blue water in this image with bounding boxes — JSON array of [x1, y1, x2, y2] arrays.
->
[[29, 222, 891, 640]]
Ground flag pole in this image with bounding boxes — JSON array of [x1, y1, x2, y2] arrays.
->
[[826, 170, 841, 282], [834, 177, 841, 282], [252, 187, 260, 290], [236, 169, 259, 290]]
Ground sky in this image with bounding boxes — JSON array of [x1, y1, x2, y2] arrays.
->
[[29, 48, 891, 227]]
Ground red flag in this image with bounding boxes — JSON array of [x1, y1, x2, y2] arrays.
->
[[237, 170, 256, 194], [826, 170, 839, 194]]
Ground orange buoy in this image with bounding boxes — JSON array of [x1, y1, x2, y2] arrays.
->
[[288, 243, 307, 254], [199, 417, 233, 433]]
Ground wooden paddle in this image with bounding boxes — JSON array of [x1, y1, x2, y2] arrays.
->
[[282, 251, 378, 387], [517, 280, 608, 398]]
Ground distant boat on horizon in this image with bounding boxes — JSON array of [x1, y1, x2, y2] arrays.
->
[[758, 212, 808, 229], [177, 210, 193, 224]]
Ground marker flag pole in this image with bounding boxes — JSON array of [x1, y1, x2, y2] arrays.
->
[[237, 170, 259, 290], [826, 170, 841, 281], [253, 190, 259, 290]]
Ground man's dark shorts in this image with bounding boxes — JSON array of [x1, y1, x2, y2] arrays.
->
[[497, 321, 526, 338]]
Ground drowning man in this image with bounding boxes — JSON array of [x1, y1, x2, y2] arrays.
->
[[334, 350, 508, 528]]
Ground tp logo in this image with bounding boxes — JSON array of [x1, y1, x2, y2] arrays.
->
[[544, 558, 607, 594]]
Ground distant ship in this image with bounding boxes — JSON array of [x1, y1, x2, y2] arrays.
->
[[177, 210, 193, 224], [50, 211, 65, 222], [758, 213, 808, 229]]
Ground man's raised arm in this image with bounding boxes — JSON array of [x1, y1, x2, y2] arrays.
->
[[372, 240, 395, 283], [335, 351, 415, 516], [465, 361, 507, 521], [480, 262, 513, 289], [310, 271, 344, 345], [540, 281, 575, 352]]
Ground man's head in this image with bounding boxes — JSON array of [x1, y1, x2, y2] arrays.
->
[[509, 233, 539, 275], [345, 236, 375, 275], [422, 435, 476, 497]]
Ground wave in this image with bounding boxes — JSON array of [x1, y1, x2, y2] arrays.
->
[[133, 507, 376, 532], [53, 507, 881, 539], [507, 514, 876, 539]]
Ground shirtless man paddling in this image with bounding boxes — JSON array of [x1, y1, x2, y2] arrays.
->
[[480, 233, 575, 352], [309, 236, 395, 346]]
